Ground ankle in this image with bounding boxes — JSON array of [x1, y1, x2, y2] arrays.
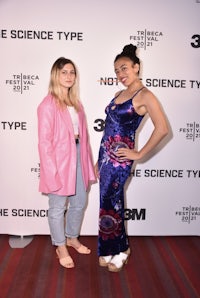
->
[[67, 238, 80, 246], [57, 244, 66, 250], [57, 245, 69, 257]]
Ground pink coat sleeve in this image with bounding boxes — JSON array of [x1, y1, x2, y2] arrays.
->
[[37, 97, 62, 192], [78, 104, 96, 186]]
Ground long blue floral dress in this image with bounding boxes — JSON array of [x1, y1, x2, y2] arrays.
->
[[98, 88, 145, 256]]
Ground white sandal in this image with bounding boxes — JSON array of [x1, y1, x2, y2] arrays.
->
[[99, 255, 113, 267], [108, 248, 130, 272]]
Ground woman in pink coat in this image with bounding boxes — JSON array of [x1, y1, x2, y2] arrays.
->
[[37, 57, 96, 269]]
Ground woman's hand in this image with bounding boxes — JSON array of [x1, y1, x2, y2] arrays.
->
[[94, 162, 100, 179], [115, 148, 141, 161]]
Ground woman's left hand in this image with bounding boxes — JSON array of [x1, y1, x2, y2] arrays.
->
[[115, 148, 141, 161]]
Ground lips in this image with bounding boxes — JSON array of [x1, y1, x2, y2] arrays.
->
[[121, 77, 127, 84]]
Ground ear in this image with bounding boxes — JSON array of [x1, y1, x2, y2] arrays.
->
[[134, 63, 140, 74]]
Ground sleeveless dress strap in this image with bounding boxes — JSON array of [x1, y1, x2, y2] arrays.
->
[[131, 87, 145, 99], [114, 90, 123, 100]]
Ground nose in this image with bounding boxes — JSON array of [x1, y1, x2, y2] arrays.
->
[[116, 70, 122, 79], [66, 72, 72, 78], [117, 72, 124, 82]]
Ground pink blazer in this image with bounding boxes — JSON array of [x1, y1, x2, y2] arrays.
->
[[37, 94, 96, 196]]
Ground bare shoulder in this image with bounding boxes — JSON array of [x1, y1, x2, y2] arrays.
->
[[142, 87, 156, 100], [134, 87, 161, 115], [141, 87, 161, 106]]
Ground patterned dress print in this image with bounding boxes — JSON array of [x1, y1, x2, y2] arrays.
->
[[98, 88, 144, 256]]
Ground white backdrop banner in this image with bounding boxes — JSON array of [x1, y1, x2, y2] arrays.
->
[[0, 0, 199, 236]]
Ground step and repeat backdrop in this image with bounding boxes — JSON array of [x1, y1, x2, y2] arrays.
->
[[0, 0, 199, 236]]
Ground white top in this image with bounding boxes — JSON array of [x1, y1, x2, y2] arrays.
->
[[67, 106, 79, 135]]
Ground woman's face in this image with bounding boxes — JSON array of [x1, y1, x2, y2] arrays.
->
[[114, 57, 139, 87], [58, 63, 76, 90]]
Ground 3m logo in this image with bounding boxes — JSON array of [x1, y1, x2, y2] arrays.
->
[[124, 209, 146, 220]]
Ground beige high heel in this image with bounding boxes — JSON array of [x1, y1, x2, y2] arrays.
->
[[66, 238, 91, 254], [108, 248, 130, 272], [56, 248, 74, 268]]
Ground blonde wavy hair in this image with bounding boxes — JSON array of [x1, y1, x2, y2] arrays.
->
[[48, 57, 80, 111]]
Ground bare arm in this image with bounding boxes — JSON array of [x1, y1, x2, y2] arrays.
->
[[116, 90, 169, 161]]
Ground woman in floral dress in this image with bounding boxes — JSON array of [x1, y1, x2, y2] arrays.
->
[[96, 44, 169, 272]]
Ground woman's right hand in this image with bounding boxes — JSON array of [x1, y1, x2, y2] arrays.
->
[[94, 162, 100, 179]]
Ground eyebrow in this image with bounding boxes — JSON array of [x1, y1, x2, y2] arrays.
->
[[114, 63, 126, 72]]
